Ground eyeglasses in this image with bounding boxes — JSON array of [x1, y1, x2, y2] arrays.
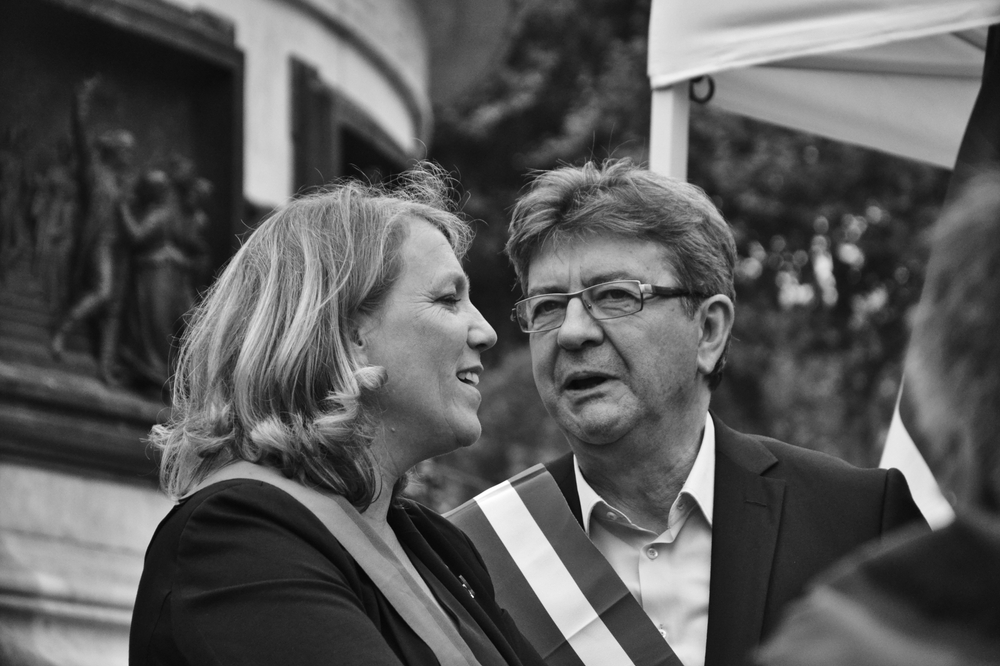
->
[[511, 280, 707, 333]]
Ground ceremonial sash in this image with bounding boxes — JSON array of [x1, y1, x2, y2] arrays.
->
[[447, 464, 682, 666], [192, 462, 482, 666]]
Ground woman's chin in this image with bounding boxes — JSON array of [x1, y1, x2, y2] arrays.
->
[[463, 422, 484, 448], [447, 422, 483, 453]]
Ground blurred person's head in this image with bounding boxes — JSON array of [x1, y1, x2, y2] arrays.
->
[[905, 172, 1000, 513], [154, 165, 496, 509]]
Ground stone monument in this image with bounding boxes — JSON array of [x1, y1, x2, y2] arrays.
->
[[0, 0, 243, 662]]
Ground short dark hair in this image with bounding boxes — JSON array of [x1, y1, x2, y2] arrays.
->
[[505, 158, 737, 389], [905, 172, 1000, 512]]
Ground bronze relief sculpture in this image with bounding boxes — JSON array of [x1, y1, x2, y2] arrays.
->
[[1, 79, 212, 390]]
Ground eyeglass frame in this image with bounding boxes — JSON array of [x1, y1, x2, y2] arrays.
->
[[511, 279, 709, 333]]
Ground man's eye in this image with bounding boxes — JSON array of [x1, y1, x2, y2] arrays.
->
[[439, 294, 461, 305], [595, 288, 635, 303], [533, 299, 563, 314]]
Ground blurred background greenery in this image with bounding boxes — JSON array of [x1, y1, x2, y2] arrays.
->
[[408, 0, 951, 511]]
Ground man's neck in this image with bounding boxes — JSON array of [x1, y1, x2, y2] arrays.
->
[[574, 411, 709, 534]]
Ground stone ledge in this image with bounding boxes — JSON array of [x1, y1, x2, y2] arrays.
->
[[0, 361, 166, 481], [0, 462, 171, 666]]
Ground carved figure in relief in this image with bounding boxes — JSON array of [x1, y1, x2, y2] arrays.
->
[[50, 79, 136, 384], [0, 128, 31, 279], [30, 140, 79, 304], [121, 161, 211, 387]]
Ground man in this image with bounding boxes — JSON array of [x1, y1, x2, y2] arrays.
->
[[449, 159, 925, 666], [756, 174, 1000, 666]]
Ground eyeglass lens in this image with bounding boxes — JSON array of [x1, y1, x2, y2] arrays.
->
[[520, 281, 643, 331]]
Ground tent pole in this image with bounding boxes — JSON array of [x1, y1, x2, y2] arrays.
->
[[649, 82, 690, 179]]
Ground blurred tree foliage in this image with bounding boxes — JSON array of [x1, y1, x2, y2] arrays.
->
[[408, 0, 951, 511]]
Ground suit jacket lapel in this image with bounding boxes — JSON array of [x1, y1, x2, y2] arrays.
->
[[545, 453, 583, 526], [705, 416, 785, 666]]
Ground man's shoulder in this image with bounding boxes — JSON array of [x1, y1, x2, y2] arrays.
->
[[716, 418, 891, 487], [754, 433, 869, 472]]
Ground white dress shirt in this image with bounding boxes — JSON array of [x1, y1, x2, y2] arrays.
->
[[575, 413, 715, 666]]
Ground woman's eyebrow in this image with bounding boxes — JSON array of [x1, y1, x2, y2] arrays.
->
[[439, 270, 469, 291]]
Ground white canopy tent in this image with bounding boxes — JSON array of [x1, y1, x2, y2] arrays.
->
[[648, 0, 1000, 178], [646, 1, 1000, 528]]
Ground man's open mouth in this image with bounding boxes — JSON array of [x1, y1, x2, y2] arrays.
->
[[566, 375, 608, 391]]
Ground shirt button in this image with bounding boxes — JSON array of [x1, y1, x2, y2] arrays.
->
[[646, 547, 658, 559], [606, 511, 617, 520], [658, 624, 668, 639]]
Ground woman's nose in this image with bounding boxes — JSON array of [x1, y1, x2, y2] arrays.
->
[[468, 304, 498, 351]]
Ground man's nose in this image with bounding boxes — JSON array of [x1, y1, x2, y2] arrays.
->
[[556, 296, 604, 349]]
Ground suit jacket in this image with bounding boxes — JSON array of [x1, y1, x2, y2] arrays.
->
[[129, 479, 544, 666], [543, 414, 926, 666]]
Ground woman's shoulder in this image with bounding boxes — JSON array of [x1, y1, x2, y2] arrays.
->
[[133, 481, 427, 665], [173, 477, 323, 525], [151, 479, 355, 569]]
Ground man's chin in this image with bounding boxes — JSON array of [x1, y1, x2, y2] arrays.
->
[[561, 413, 629, 447], [545, 394, 633, 443]]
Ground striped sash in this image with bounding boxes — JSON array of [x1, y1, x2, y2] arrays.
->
[[447, 464, 682, 666]]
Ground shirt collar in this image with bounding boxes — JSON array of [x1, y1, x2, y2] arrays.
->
[[575, 412, 716, 533]]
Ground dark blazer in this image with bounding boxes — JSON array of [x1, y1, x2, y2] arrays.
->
[[543, 414, 926, 666], [129, 479, 544, 666]]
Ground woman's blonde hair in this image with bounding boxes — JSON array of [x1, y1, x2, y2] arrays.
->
[[153, 166, 471, 508]]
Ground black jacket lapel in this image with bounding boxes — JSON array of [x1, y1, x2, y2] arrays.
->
[[545, 453, 583, 526], [392, 506, 530, 666], [705, 417, 785, 666]]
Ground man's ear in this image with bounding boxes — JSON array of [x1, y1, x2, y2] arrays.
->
[[696, 295, 734, 377]]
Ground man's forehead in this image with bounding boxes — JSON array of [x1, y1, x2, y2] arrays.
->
[[525, 232, 676, 288]]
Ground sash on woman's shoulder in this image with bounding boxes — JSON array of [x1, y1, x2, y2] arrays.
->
[[194, 461, 482, 666], [446, 464, 682, 666]]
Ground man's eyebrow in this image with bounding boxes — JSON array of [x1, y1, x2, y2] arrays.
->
[[525, 271, 635, 297], [585, 270, 634, 285], [525, 283, 562, 298]]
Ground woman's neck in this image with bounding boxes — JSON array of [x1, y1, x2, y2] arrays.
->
[[358, 467, 398, 538]]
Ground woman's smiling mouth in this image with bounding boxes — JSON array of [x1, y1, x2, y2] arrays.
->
[[457, 370, 481, 386]]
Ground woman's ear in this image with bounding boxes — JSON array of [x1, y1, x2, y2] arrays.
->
[[351, 314, 373, 364], [696, 295, 734, 377]]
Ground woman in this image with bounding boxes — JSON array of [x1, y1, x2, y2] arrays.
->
[[129, 168, 543, 666]]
